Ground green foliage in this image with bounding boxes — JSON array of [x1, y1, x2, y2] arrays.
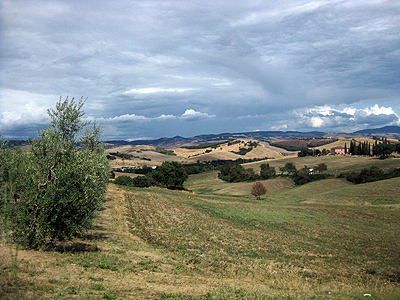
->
[[181, 140, 232, 149], [155, 147, 176, 156], [121, 165, 154, 175], [0, 97, 110, 249], [297, 148, 322, 157], [114, 175, 133, 186], [114, 163, 188, 189], [231, 147, 253, 155], [280, 162, 297, 175], [150, 161, 188, 190], [260, 163, 276, 179], [132, 176, 152, 188], [339, 166, 400, 184], [292, 170, 332, 185], [288, 164, 330, 185], [373, 142, 395, 159], [218, 164, 261, 182], [349, 139, 372, 156], [219, 164, 248, 182]]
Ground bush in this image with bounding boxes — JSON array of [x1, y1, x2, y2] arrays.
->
[[114, 175, 133, 186], [131, 176, 151, 188], [292, 172, 332, 185]]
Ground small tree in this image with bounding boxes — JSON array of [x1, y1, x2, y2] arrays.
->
[[1, 97, 110, 249], [251, 182, 267, 200]]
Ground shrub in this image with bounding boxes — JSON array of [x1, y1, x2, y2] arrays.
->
[[114, 175, 133, 186], [292, 172, 332, 185], [0, 97, 110, 249], [131, 176, 151, 188]]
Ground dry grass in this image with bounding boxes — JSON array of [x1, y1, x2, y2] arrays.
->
[[1, 154, 400, 299], [108, 140, 289, 167], [105, 137, 396, 168], [0, 185, 221, 299]]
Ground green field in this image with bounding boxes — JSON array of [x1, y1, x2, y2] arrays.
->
[[1, 155, 400, 299], [122, 156, 400, 298]]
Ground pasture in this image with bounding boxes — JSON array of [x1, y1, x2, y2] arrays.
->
[[1, 155, 400, 299]]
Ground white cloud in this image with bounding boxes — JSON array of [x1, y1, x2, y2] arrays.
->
[[104, 114, 149, 123], [362, 104, 396, 116], [295, 104, 400, 131], [0, 89, 54, 133], [155, 114, 176, 121], [310, 117, 324, 128], [98, 109, 215, 125], [179, 109, 216, 121]]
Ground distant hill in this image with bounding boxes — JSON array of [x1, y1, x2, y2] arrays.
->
[[105, 126, 400, 148], [352, 125, 400, 135], [109, 131, 328, 148]]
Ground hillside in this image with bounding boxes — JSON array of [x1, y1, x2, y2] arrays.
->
[[104, 125, 400, 168], [106, 136, 400, 172], [352, 125, 400, 139], [106, 139, 299, 168], [2, 130, 400, 299], [2, 165, 399, 299], [105, 126, 400, 149]]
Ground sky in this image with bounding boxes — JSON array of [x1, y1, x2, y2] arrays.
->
[[1, 0, 400, 140]]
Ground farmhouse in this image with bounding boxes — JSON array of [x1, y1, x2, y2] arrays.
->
[[331, 146, 346, 155]]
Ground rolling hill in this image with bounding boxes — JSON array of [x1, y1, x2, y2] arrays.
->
[[105, 125, 400, 149]]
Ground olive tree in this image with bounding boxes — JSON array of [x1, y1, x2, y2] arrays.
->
[[1, 97, 110, 249]]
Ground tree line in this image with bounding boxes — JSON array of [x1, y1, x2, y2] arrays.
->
[[114, 161, 188, 190], [218, 162, 329, 184], [346, 139, 400, 158], [338, 166, 400, 184]]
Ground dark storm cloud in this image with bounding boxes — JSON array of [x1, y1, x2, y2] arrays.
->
[[1, 0, 399, 139]]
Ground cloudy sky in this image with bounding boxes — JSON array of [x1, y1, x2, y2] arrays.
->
[[1, 0, 400, 140]]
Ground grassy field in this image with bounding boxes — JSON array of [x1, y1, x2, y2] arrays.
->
[[245, 155, 400, 175], [1, 156, 400, 299]]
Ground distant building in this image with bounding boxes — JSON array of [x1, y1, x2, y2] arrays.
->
[[331, 146, 346, 155]]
